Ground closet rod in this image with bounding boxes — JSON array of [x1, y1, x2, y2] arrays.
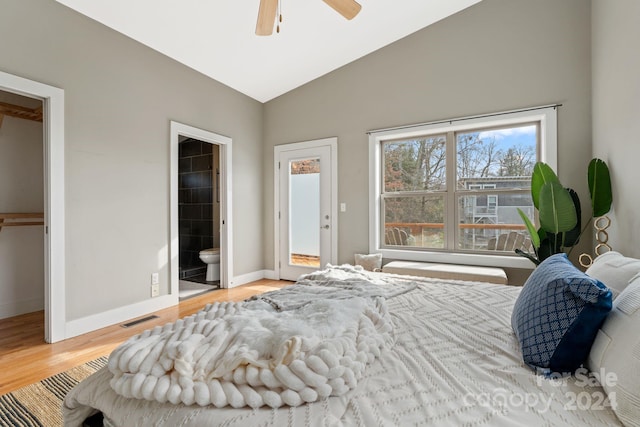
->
[[0, 102, 43, 127]]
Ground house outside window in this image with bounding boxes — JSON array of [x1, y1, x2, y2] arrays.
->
[[368, 106, 557, 268]]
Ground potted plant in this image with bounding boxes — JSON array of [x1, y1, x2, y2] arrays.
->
[[516, 159, 612, 265]]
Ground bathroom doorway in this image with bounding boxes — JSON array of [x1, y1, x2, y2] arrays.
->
[[177, 137, 220, 299], [170, 121, 233, 300]]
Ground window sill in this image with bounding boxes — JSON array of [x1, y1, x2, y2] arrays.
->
[[377, 248, 536, 269]]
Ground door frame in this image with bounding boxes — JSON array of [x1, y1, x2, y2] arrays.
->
[[170, 121, 233, 292], [273, 137, 338, 279], [0, 70, 66, 343]]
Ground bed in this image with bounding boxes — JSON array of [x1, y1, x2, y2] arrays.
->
[[63, 261, 635, 426]]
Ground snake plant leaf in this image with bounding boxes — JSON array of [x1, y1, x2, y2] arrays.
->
[[531, 162, 560, 210], [538, 181, 578, 234], [517, 208, 540, 249], [588, 158, 613, 217], [562, 188, 582, 248]]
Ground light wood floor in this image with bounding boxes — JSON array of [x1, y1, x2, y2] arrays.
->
[[0, 279, 291, 395]]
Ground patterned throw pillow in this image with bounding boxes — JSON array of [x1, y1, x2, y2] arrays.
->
[[354, 253, 382, 272], [511, 253, 612, 374]]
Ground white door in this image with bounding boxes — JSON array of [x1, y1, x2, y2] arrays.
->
[[276, 139, 336, 281]]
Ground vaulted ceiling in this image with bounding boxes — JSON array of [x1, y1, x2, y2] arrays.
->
[[55, 0, 482, 103]]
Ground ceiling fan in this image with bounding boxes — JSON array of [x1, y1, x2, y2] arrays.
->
[[256, 0, 362, 36]]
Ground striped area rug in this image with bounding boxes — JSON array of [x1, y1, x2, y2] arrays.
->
[[0, 356, 108, 427]]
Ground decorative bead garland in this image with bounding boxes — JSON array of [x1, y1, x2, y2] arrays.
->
[[579, 215, 612, 268]]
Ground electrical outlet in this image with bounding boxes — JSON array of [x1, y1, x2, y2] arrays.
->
[[151, 273, 159, 285], [151, 283, 160, 297]]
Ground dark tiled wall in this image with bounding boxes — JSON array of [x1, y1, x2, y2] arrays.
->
[[179, 139, 214, 278]]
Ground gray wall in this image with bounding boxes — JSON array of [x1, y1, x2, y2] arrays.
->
[[263, 0, 593, 283], [0, 0, 263, 320], [0, 0, 615, 326], [592, 0, 640, 258]]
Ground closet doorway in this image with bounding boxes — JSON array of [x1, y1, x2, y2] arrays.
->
[[170, 121, 233, 298], [0, 91, 44, 323], [0, 71, 65, 343]]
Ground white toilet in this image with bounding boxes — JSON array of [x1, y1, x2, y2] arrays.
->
[[199, 248, 220, 281]]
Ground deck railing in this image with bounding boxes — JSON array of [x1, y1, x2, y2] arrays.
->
[[385, 222, 525, 235]]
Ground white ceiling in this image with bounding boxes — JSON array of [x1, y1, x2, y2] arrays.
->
[[55, 0, 481, 103]]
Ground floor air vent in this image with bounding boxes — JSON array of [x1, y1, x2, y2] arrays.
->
[[121, 315, 159, 328]]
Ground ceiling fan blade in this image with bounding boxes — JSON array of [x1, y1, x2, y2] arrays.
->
[[322, 0, 362, 20], [256, 0, 278, 36]]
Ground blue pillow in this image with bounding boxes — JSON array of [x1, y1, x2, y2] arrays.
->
[[511, 253, 612, 374]]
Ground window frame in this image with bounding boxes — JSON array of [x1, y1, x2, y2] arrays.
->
[[368, 106, 557, 269]]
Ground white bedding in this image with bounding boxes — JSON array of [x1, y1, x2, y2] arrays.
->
[[106, 265, 416, 409], [63, 266, 622, 426]]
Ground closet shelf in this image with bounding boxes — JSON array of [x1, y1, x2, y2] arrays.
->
[[0, 102, 43, 128], [0, 213, 44, 232]]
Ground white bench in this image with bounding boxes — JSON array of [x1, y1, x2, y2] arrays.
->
[[382, 261, 508, 285]]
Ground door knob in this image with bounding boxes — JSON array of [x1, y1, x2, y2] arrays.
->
[[321, 225, 330, 229]]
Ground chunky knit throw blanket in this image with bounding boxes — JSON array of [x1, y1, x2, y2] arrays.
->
[[108, 265, 416, 409]]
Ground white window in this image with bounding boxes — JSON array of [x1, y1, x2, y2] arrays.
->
[[368, 106, 557, 268]]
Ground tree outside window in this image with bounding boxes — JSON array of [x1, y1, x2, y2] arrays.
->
[[382, 124, 537, 253]]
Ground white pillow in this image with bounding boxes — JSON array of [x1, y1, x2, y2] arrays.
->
[[354, 253, 382, 272], [587, 275, 640, 426], [586, 251, 640, 299]]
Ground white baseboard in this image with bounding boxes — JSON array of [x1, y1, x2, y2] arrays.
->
[[263, 270, 278, 280], [64, 270, 282, 338], [230, 270, 278, 288], [0, 297, 44, 320], [64, 294, 178, 340]]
